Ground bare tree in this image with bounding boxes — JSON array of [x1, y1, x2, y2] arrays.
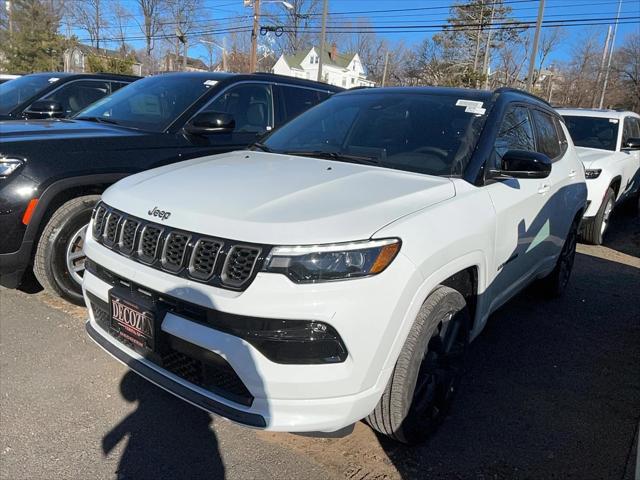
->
[[112, 1, 131, 55], [136, 0, 164, 59], [531, 27, 565, 87], [263, 0, 320, 54], [611, 32, 640, 110], [69, 0, 109, 50], [162, 0, 201, 69]]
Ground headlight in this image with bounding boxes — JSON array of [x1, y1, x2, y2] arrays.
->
[[585, 169, 602, 179], [0, 158, 24, 178], [263, 238, 401, 283]]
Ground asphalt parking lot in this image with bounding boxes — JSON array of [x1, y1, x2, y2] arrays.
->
[[1, 204, 639, 480]]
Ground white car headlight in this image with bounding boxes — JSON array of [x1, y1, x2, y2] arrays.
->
[[263, 238, 401, 283], [0, 158, 24, 178]]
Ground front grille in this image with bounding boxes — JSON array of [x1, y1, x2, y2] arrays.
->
[[162, 232, 190, 273], [222, 246, 261, 287], [118, 219, 139, 255], [91, 202, 267, 291], [138, 225, 163, 264], [87, 292, 253, 406]]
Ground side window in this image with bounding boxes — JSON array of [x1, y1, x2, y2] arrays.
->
[[110, 81, 128, 93], [622, 117, 640, 144], [493, 105, 535, 166], [531, 109, 561, 160], [280, 86, 324, 122], [202, 83, 272, 133], [554, 117, 569, 156], [42, 80, 110, 116]]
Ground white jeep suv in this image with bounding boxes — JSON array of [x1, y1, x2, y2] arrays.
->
[[83, 87, 587, 444], [559, 109, 640, 244]]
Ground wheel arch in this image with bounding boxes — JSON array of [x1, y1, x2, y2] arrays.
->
[[23, 174, 129, 260], [609, 175, 622, 199]]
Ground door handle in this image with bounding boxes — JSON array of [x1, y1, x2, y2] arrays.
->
[[538, 183, 551, 194], [568, 169, 577, 178]]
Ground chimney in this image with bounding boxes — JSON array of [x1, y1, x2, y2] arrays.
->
[[330, 43, 337, 60]]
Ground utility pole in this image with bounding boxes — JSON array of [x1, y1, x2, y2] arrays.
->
[[481, 0, 496, 90], [249, 0, 261, 72], [592, 25, 613, 108], [381, 50, 389, 87], [317, 0, 328, 82], [6, 1, 13, 36], [183, 38, 188, 70], [599, 0, 622, 109], [473, 1, 484, 74], [526, 0, 545, 92]]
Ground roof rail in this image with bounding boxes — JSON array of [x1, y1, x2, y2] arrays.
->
[[493, 87, 551, 107]]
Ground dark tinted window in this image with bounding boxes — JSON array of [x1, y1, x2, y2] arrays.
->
[[203, 83, 272, 133], [263, 93, 490, 177], [494, 106, 535, 166], [75, 75, 219, 132], [622, 116, 640, 143], [554, 117, 569, 155], [281, 86, 325, 121], [532, 109, 561, 159], [562, 115, 618, 151], [0, 74, 59, 114], [110, 81, 129, 93], [42, 80, 111, 116]]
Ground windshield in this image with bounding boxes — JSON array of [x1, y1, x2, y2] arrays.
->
[[262, 92, 489, 177], [562, 115, 619, 151], [74, 75, 217, 132], [0, 74, 58, 114]]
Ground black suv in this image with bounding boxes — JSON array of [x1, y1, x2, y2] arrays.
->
[[0, 72, 139, 120], [0, 72, 341, 303]]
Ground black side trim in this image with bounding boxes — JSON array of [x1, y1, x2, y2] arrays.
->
[[86, 320, 267, 428]]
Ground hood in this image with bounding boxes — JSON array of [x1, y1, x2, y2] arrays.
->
[[103, 151, 456, 245], [0, 118, 144, 143], [574, 146, 617, 169]]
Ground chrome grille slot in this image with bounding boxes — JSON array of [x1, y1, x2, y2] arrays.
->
[[188, 238, 223, 281], [222, 246, 261, 287], [118, 219, 139, 255], [137, 225, 163, 264], [102, 212, 121, 246], [92, 205, 107, 237], [161, 231, 191, 273]]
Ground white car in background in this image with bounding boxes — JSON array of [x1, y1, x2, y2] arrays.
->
[[559, 109, 640, 244]]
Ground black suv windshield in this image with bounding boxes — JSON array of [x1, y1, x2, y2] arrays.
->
[[75, 75, 219, 132], [562, 115, 619, 151], [263, 92, 490, 177], [0, 74, 60, 114]]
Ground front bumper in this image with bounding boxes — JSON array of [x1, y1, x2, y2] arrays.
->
[[83, 232, 423, 432]]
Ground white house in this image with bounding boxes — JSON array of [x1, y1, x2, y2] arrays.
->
[[272, 44, 374, 89]]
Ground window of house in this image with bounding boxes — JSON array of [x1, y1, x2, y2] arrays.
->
[[341, 78, 346, 87]]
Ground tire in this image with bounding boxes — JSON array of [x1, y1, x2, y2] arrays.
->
[[33, 195, 100, 305], [539, 216, 579, 298], [581, 188, 615, 245], [366, 286, 470, 445]]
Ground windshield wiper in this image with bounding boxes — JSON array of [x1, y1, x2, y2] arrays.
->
[[283, 150, 380, 165], [251, 142, 273, 152], [77, 116, 121, 126]]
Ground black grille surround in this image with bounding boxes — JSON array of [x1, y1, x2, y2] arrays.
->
[[91, 202, 269, 291]]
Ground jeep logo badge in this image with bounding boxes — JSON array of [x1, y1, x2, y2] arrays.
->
[[148, 206, 171, 221]]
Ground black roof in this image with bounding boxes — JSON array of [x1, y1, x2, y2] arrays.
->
[[150, 71, 342, 91], [22, 72, 139, 81], [337, 85, 554, 113]]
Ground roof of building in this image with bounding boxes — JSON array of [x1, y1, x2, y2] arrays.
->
[[70, 44, 141, 64], [163, 53, 208, 71], [283, 46, 356, 70]]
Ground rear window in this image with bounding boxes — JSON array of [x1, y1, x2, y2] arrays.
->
[[562, 115, 619, 151]]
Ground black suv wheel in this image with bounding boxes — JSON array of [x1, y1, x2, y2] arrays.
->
[[33, 195, 100, 304]]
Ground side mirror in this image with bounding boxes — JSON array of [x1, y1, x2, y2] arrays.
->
[[490, 150, 552, 179], [622, 137, 640, 150], [184, 112, 235, 135], [24, 100, 64, 119]]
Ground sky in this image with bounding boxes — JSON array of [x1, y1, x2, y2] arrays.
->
[[74, 0, 640, 68]]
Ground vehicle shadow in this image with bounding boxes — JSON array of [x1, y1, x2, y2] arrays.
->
[[102, 371, 225, 480], [100, 285, 269, 480], [601, 198, 640, 258]]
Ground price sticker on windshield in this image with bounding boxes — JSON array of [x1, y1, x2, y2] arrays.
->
[[204, 80, 218, 87], [48, 77, 60, 83], [456, 99, 486, 115]]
